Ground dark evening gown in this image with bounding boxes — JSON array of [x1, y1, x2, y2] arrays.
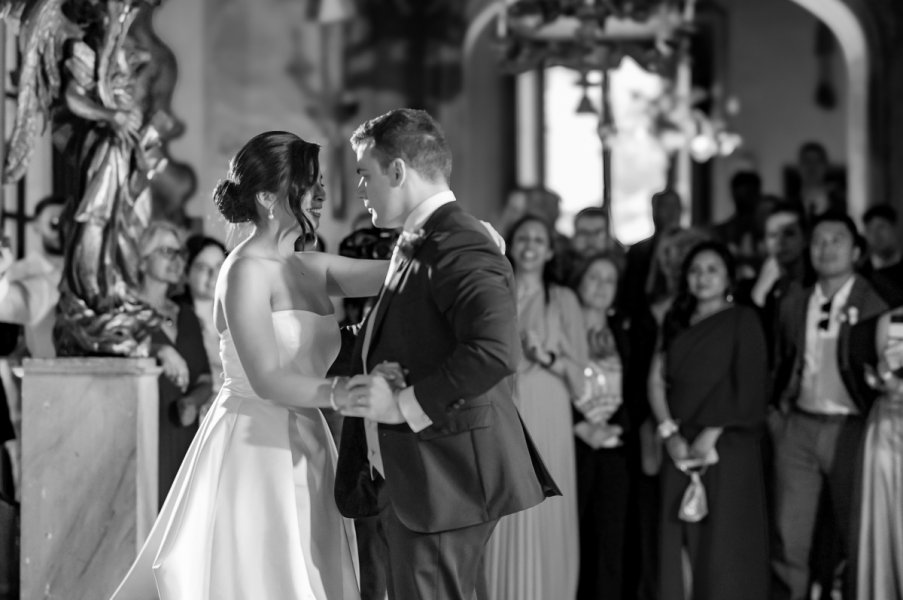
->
[[152, 303, 210, 506], [660, 305, 770, 600]]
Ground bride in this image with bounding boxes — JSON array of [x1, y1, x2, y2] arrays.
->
[[111, 131, 388, 599]]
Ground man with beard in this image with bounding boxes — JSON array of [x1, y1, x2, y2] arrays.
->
[[0, 196, 66, 358]]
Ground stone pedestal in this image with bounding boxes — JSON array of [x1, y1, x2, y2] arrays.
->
[[20, 358, 160, 600]]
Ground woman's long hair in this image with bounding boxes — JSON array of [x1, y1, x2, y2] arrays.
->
[[662, 240, 736, 350]]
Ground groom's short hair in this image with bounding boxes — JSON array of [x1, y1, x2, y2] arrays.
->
[[350, 108, 452, 183]]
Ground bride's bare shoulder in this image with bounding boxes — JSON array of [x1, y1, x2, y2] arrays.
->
[[219, 252, 274, 288]]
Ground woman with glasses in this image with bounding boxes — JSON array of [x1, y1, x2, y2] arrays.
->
[[136, 221, 212, 504]]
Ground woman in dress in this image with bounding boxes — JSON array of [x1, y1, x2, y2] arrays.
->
[[650, 240, 770, 600], [571, 252, 632, 600], [135, 222, 212, 505], [857, 306, 903, 600], [483, 214, 584, 600], [112, 131, 390, 599], [178, 235, 228, 418]]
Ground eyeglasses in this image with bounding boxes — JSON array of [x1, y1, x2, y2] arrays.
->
[[817, 298, 833, 331], [152, 246, 188, 261]]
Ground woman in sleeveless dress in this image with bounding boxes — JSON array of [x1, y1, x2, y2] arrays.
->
[[484, 215, 583, 600], [111, 132, 390, 599]]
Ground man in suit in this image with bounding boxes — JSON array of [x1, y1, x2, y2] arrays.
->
[[771, 212, 888, 600], [860, 204, 903, 307], [336, 108, 558, 600], [620, 188, 682, 310]]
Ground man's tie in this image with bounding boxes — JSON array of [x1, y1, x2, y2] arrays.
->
[[360, 239, 406, 478]]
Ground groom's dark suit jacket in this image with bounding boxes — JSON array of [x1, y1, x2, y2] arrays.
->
[[336, 202, 559, 534]]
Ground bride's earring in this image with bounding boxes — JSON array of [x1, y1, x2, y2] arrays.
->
[[267, 205, 275, 220]]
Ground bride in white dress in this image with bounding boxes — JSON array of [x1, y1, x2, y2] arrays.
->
[[111, 131, 388, 599]]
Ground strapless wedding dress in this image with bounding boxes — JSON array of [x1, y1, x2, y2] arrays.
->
[[111, 310, 360, 599]]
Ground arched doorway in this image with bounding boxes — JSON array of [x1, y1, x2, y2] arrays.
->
[[787, 0, 869, 218]]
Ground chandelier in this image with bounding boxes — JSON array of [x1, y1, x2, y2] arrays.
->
[[496, 0, 740, 164], [496, 0, 695, 76]]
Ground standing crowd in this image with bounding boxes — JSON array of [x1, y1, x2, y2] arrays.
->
[[1, 136, 901, 599]]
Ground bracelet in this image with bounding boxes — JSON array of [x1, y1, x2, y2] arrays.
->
[[657, 418, 679, 440], [542, 351, 557, 369], [329, 377, 340, 411]]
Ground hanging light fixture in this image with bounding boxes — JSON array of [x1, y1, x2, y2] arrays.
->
[[496, 0, 694, 76], [575, 71, 598, 114]]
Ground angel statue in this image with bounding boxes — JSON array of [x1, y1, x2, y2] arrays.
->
[[2, 0, 171, 356]]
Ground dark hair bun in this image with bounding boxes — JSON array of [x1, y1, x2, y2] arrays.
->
[[213, 179, 255, 223]]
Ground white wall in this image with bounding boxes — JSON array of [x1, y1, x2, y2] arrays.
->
[[155, 0, 208, 229], [711, 0, 847, 221]]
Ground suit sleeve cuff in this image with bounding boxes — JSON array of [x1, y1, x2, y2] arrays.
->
[[398, 386, 433, 433]]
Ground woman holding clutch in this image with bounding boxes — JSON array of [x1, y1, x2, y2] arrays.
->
[[650, 241, 770, 600]]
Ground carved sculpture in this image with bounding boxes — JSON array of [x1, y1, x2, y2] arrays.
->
[[0, 0, 193, 356]]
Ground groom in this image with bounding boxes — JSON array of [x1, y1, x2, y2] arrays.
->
[[336, 108, 558, 600]]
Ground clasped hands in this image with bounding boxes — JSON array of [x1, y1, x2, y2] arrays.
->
[[337, 362, 408, 424], [664, 428, 722, 467]]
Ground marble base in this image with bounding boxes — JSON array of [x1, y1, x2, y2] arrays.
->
[[20, 358, 161, 600]]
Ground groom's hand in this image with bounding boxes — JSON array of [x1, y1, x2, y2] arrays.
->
[[342, 374, 406, 424]]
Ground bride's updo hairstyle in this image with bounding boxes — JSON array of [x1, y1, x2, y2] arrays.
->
[[213, 131, 321, 243]]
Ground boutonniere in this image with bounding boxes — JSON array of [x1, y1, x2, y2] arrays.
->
[[397, 228, 426, 261], [838, 306, 859, 326]]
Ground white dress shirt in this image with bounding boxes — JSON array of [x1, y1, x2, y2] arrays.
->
[[798, 275, 859, 415]]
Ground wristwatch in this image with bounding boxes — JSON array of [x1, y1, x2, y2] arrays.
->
[[657, 418, 679, 440]]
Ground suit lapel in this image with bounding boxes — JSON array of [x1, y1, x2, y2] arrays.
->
[[795, 287, 812, 360], [362, 202, 459, 368], [837, 276, 867, 372], [365, 258, 413, 366]]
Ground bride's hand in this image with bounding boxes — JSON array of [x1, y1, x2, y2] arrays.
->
[[371, 361, 408, 391], [341, 374, 405, 424]]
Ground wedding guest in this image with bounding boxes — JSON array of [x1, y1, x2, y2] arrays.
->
[[712, 171, 765, 282], [484, 214, 583, 600], [631, 225, 710, 600], [178, 235, 227, 417], [137, 221, 212, 505], [0, 195, 66, 358], [651, 240, 770, 600], [857, 306, 903, 600], [771, 212, 888, 600], [571, 252, 632, 600], [861, 205, 903, 307], [572, 207, 626, 264], [621, 189, 683, 311], [790, 142, 846, 219], [750, 204, 813, 361]]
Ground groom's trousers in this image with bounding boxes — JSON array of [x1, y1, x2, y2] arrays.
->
[[376, 483, 498, 600]]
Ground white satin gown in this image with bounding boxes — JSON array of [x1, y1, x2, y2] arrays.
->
[[111, 310, 360, 599]]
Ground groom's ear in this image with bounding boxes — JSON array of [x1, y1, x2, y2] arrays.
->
[[388, 158, 406, 188]]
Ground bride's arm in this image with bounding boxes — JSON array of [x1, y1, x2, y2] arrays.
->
[[312, 253, 388, 298], [222, 258, 354, 408]]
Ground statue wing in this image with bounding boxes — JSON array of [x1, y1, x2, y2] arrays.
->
[[2, 0, 82, 182]]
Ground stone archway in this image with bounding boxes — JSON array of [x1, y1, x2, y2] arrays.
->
[[786, 0, 869, 218]]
